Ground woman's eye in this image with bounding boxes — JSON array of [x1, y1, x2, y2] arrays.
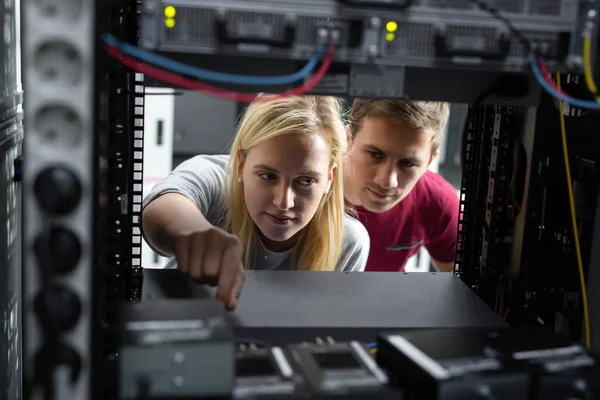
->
[[259, 173, 275, 180]]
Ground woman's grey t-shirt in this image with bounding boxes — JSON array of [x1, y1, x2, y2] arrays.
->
[[142, 154, 370, 272]]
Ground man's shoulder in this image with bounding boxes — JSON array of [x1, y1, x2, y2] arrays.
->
[[414, 171, 458, 209], [420, 170, 457, 196]]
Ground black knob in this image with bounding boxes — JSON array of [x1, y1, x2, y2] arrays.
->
[[34, 284, 81, 333], [34, 342, 81, 385], [34, 225, 81, 275], [34, 166, 81, 215]]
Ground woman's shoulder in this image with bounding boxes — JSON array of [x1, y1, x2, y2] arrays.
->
[[335, 213, 371, 272], [167, 154, 231, 229], [342, 213, 370, 244], [180, 154, 230, 175]]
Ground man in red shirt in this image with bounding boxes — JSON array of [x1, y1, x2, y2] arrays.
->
[[343, 99, 459, 272]]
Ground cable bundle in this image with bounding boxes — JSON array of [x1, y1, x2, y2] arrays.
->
[[103, 34, 335, 102]]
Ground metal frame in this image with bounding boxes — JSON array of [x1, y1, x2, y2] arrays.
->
[[586, 186, 600, 352], [1, 1, 24, 399], [97, 2, 147, 398], [454, 104, 490, 283], [18, 1, 600, 398], [456, 105, 524, 307], [457, 77, 600, 347], [0, 114, 24, 400], [105, 0, 146, 308]]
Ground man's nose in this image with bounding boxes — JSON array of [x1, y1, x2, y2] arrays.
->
[[373, 163, 398, 189], [273, 185, 295, 210]]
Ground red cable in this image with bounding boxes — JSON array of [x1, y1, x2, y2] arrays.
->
[[539, 59, 600, 113], [503, 308, 511, 321], [538, 59, 572, 99], [105, 44, 335, 102]]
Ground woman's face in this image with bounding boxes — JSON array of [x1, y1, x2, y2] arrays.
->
[[239, 133, 335, 251]]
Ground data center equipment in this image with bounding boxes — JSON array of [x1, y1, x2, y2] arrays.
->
[[134, 0, 587, 104], [113, 299, 600, 400], [140, 0, 573, 68], [234, 345, 311, 399], [118, 299, 235, 399], [14, 0, 600, 399], [142, 269, 508, 344], [455, 88, 600, 349], [377, 328, 600, 400], [285, 341, 398, 399]]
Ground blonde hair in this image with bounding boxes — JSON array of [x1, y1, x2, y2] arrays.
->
[[349, 99, 450, 153], [226, 95, 347, 271]]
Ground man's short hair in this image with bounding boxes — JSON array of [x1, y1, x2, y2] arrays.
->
[[348, 99, 451, 153]]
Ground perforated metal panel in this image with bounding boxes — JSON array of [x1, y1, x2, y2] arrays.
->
[[496, 0, 525, 14], [130, 72, 145, 299], [423, 0, 561, 15], [427, 0, 473, 10], [529, 0, 562, 16], [144, 0, 576, 74], [384, 23, 435, 58], [161, 7, 217, 46]]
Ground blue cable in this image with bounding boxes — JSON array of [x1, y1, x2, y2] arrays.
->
[[529, 55, 600, 110], [367, 341, 377, 349], [103, 34, 323, 86]]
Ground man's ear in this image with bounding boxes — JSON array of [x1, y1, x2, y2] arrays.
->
[[345, 125, 354, 149], [428, 150, 439, 167]]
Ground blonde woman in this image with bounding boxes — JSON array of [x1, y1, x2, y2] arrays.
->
[[142, 95, 370, 310]]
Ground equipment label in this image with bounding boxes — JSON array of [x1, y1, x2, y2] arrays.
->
[[305, 74, 349, 95], [349, 65, 405, 98]]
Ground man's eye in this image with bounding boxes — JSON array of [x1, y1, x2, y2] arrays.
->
[[368, 151, 383, 159], [297, 178, 316, 186]]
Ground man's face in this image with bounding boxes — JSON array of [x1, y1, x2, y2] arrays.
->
[[345, 116, 437, 213]]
